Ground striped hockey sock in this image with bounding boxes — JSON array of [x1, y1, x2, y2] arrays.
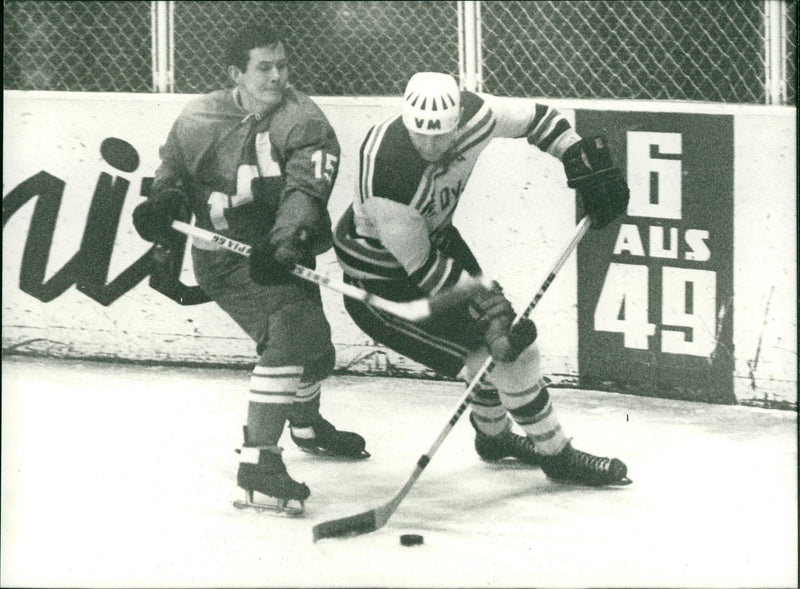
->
[[468, 385, 512, 436], [500, 378, 568, 456], [245, 365, 303, 446]]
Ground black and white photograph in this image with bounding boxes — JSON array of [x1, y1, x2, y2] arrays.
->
[[2, 1, 797, 587]]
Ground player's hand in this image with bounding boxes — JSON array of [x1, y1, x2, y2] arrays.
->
[[249, 226, 313, 286], [562, 135, 630, 229], [469, 281, 537, 362], [132, 196, 185, 244]]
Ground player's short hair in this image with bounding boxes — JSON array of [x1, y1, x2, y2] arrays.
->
[[225, 24, 283, 71]]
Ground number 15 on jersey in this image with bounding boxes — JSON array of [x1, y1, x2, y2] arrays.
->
[[312, 150, 338, 184]]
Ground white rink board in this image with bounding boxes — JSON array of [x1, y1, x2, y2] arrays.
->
[[2, 91, 796, 406]]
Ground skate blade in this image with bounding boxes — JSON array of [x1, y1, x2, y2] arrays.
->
[[546, 475, 633, 487], [479, 455, 541, 468], [481, 459, 541, 471], [232, 493, 305, 517], [297, 446, 371, 460]]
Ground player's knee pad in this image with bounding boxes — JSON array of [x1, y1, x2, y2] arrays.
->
[[257, 298, 336, 376], [463, 342, 542, 394]]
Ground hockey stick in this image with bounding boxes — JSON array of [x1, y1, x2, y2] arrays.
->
[[312, 216, 592, 541], [170, 220, 484, 322]]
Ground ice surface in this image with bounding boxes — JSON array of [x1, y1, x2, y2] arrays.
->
[[1, 356, 796, 588]]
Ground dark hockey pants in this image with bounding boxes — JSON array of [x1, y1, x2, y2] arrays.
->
[[342, 224, 485, 378]]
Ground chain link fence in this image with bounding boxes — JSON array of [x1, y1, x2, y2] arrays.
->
[[3, 0, 152, 93], [482, 0, 766, 103], [172, 1, 458, 95], [4, 0, 797, 104]]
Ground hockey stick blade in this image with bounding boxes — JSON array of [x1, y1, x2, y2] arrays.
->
[[312, 509, 380, 541], [170, 221, 482, 322], [313, 453, 432, 541]]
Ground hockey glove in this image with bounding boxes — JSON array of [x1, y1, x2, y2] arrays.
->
[[562, 135, 630, 230], [132, 191, 187, 245], [249, 226, 313, 286], [469, 281, 537, 363]]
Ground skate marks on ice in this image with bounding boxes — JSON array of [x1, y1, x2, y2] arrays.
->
[[306, 386, 796, 588], [2, 357, 796, 588]]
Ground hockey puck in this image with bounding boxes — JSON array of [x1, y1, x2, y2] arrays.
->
[[400, 534, 424, 546]]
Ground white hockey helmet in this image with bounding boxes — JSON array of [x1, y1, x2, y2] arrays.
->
[[402, 72, 460, 135]]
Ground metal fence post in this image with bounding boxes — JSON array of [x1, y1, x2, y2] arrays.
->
[[458, 0, 482, 92], [151, 0, 174, 93], [764, 0, 788, 105]]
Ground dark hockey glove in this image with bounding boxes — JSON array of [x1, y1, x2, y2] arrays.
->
[[132, 191, 187, 245], [469, 281, 537, 362], [249, 226, 313, 286], [562, 135, 630, 230]]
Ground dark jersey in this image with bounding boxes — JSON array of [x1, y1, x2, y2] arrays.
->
[[152, 87, 340, 254], [333, 91, 580, 293]]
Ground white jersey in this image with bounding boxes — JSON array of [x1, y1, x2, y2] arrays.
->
[[333, 90, 580, 292]]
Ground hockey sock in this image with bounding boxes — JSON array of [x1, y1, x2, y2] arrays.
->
[[468, 385, 512, 437], [289, 380, 322, 426], [465, 343, 569, 456], [245, 365, 303, 446], [500, 380, 568, 456]]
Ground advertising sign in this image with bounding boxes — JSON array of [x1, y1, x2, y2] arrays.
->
[[575, 112, 735, 403], [2, 137, 206, 307]]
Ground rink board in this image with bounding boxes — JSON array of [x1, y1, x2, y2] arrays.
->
[[2, 91, 796, 407]]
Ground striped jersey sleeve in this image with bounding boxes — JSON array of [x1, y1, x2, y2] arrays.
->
[[333, 200, 469, 294], [480, 93, 581, 160]]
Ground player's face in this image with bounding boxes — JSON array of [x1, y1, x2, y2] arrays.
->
[[231, 43, 289, 112], [408, 129, 458, 162]]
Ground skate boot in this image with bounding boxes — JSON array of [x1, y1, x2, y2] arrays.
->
[[470, 415, 540, 466], [538, 442, 632, 486], [289, 415, 370, 459], [234, 434, 310, 516]]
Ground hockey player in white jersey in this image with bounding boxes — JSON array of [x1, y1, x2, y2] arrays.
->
[[333, 72, 631, 486]]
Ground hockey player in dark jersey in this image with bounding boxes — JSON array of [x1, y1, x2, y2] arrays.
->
[[334, 72, 631, 486], [132, 25, 367, 514]]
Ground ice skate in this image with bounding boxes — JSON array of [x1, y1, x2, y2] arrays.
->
[[234, 434, 310, 516], [470, 415, 540, 466], [538, 441, 632, 486], [289, 415, 370, 459]]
